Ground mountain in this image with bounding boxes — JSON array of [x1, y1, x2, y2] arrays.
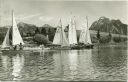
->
[[42, 24, 53, 28], [39, 24, 55, 33], [90, 17, 127, 35], [0, 18, 127, 44]]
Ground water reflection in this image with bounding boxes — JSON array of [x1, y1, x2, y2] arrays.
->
[[53, 51, 63, 77], [35, 51, 55, 80], [92, 47, 127, 68], [68, 50, 78, 80], [77, 50, 95, 80], [52, 50, 79, 80], [12, 54, 24, 80], [92, 47, 127, 80], [0, 46, 127, 81], [0, 52, 25, 80], [1, 55, 9, 70]]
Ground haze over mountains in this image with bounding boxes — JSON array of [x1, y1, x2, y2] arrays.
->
[[0, 16, 127, 44], [0, 17, 127, 36]]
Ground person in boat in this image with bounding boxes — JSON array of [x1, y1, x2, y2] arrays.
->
[[19, 43, 23, 50], [13, 45, 17, 50], [13, 43, 23, 50]]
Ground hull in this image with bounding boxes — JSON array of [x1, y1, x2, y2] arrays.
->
[[48, 44, 94, 50], [50, 46, 71, 50], [71, 44, 94, 50], [23, 47, 43, 51], [1, 46, 24, 54], [23, 47, 50, 51], [1, 46, 49, 53], [1, 46, 23, 51], [1, 49, 24, 55]]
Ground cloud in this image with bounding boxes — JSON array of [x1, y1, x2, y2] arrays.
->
[[39, 16, 54, 22], [2, 13, 41, 21], [17, 14, 41, 20]]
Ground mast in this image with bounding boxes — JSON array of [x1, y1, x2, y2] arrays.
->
[[12, 10, 13, 31], [58, 19, 63, 45], [86, 16, 88, 29]]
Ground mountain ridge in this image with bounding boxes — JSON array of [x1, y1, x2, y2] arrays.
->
[[90, 16, 127, 35]]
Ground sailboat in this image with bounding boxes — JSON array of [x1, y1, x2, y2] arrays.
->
[[78, 16, 93, 49], [50, 16, 80, 50], [66, 16, 80, 49], [49, 19, 70, 50], [68, 16, 78, 45], [1, 11, 24, 51]]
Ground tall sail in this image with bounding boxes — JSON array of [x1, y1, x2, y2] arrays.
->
[[12, 11, 24, 45], [79, 16, 92, 44], [68, 16, 77, 45], [1, 28, 10, 48], [86, 28, 92, 44], [61, 26, 69, 46], [53, 20, 62, 45], [53, 19, 69, 46]]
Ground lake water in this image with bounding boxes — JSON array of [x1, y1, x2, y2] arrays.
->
[[0, 45, 127, 81]]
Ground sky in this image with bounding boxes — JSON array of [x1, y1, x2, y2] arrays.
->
[[0, 0, 127, 29]]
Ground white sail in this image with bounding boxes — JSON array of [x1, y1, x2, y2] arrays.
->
[[86, 28, 92, 44], [68, 16, 77, 45], [79, 28, 92, 44], [53, 23, 62, 45], [1, 28, 10, 48], [53, 19, 69, 46], [61, 26, 69, 46], [79, 17, 92, 44], [12, 11, 24, 45]]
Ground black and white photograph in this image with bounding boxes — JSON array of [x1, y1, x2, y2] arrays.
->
[[0, 0, 127, 82]]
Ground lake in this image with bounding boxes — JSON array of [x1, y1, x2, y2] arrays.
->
[[0, 44, 127, 81]]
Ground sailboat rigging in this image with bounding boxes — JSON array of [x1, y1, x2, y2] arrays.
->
[[49, 19, 70, 50], [1, 27, 11, 49], [68, 16, 77, 45], [1, 10, 24, 50], [72, 16, 93, 49], [12, 11, 24, 46], [79, 16, 92, 44]]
